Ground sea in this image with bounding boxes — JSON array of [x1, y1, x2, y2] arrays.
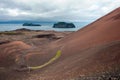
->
[[0, 22, 91, 32]]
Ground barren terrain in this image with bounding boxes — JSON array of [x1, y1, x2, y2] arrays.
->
[[0, 7, 120, 80]]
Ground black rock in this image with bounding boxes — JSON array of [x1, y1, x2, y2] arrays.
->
[[34, 34, 55, 38], [0, 41, 10, 45], [53, 22, 75, 28], [33, 34, 63, 40], [15, 28, 31, 31], [23, 23, 41, 26]]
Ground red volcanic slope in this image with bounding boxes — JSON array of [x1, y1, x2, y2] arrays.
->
[[0, 7, 120, 80], [57, 7, 120, 54], [0, 41, 31, 67], [37, 7, 120, 79]]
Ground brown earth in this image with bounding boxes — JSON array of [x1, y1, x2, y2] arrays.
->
[[0, 7, 120, 80]]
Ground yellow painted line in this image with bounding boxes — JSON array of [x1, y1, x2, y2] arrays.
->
[[28, 50, 61, 70]]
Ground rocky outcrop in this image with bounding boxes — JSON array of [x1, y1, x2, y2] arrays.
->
[[15, 28, 31, 31], [53, 22, 75, 28], [33, 34, 63, 40], [23, 23, 41, 26], [0, 40, 10, 45]]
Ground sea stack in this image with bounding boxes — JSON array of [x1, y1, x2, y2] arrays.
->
[[53, 22, 75, 28], [23, 23, 41, 26]]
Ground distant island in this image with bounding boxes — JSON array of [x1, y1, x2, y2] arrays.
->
[[53, 22, 75, 28], [23, 23, 41, 26]]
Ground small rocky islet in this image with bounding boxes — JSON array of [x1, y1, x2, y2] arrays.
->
[[53, 22, 75, 28], [23, 23, 41, 26]]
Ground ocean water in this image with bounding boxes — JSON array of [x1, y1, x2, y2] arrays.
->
[[0, 22, 90, 32]]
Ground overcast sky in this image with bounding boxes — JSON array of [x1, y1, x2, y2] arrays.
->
[[0, 0, 120, 22]]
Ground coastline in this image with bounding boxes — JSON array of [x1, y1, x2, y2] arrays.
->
[[0, 28, 73, 46]]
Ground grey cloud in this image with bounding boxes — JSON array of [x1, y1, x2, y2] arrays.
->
[[0, 0, 31, 11], [0, 0, 120, 22]]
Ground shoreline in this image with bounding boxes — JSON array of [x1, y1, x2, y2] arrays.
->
[[0, 28, 73, 46], [0, 28, 75, 32]]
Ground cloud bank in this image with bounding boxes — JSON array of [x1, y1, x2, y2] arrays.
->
[[0, 0, 120, 22]]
